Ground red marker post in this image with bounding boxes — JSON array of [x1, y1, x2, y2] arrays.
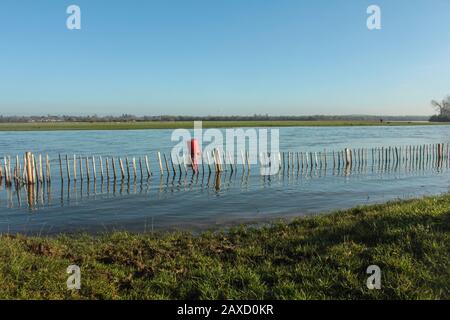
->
[[188, 139, 201, 172]]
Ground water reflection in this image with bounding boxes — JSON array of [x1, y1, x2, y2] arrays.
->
[[1, 129, 449, 234], [1, 156, 448, 212]]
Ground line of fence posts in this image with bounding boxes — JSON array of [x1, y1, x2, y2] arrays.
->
[[276, 143, 449, 173], [1, 144, 449, 190]]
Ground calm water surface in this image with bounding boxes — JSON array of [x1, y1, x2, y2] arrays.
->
[[0, 125, 449, 235]]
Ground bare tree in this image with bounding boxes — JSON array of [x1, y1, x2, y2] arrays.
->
[[431, 95, 450, 116], [430, 95, 450, 122]]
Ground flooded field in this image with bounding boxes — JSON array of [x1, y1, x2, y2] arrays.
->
[[0, 125, 449, 235]]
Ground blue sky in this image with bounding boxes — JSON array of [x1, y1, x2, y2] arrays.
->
[[0, 0, 449, 116]]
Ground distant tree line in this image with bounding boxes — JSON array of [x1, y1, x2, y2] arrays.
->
[[430, 96, 450, 122], [0, 114, 430, 123]]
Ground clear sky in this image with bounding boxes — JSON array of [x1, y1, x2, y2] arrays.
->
[[1, 0, 449, 116]]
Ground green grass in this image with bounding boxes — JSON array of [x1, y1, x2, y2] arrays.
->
[[0, 120, 446, 131], [0, 195, 449, 299]]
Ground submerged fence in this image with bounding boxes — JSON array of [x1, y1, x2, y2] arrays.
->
[[1, 143, 449, 188], [1, 142, 449, 209]]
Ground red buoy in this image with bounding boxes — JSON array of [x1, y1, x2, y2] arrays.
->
[[189, 139, 201, 172]]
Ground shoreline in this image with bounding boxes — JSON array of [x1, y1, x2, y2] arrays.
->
[[1, 120, 449, 131], [1, 194, 448, 299]]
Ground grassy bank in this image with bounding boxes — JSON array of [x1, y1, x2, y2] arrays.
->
[[0, 120, 446, 131], [0, 195, 449, 299]]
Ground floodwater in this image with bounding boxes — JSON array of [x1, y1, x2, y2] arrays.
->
[[0, 125, 449, 235]]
